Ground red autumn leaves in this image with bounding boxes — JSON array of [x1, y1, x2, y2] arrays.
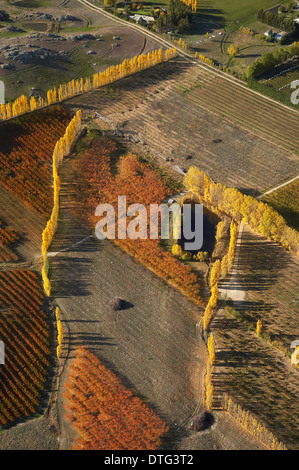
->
[[0, 107, 72, 218], [64, 347, 169, 450], [75, 138, 203, 305]]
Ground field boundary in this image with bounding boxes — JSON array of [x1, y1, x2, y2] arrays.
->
[[257, 174, 299, 199]]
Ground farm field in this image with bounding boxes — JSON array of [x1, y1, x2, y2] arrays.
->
[[197, 0, 290, 31], [212, 306, 299, 450], [263, 179, 299, 231], [0, 107, 72, 218], [65, 58, 299, 195], [0, 0, 298, 453], [220, 225, 299, 355], [43, 144, 267, 451], [0, 269, 50, 427]]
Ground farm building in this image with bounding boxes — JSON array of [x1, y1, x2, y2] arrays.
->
[[129, 14, 155, 24]]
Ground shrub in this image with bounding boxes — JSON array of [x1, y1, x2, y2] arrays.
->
[[190, 411, 214, 431], [110, 297, 126, 311]]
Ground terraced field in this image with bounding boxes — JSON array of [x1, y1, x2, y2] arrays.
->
[[66, 58, 299, 195]]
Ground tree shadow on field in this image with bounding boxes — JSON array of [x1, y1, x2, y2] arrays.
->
[[238, 187, 260, 197], [225, 230, 291, 293], [190, 11, 225, 35], [215, 347, 267, 368], [51, 255, 94, 298], [67, 331, 117, 351]]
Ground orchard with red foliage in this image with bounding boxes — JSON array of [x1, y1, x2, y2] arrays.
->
[[0, 107, 72, 218], [0, 269, 50, 426], [0, 220, 19, 262], [64, 347, 169, 450], [75, 138, 203, 305]]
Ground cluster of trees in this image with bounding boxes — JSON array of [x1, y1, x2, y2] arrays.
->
[[195, 53, 215, 66], [172, 243, 208, 262], [247, 41, 299, 78], [172, 37, 189, 50], [228, 44, 239, 57], [0, 107, 72, 218], [240, 26, 254, 36], [64, 347, 169, 449], [155, 0, 194, 33], [180, 0, 197, 12], [0, 269, 49, 425], [257, 7, 297, 33], [42, 110, 82, 297], [184, 167, 299, 255], [74, 139, 203, 305], [223, 394, 287, 450], [0, 48, 177, 122]]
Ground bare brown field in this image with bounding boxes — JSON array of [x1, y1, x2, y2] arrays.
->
[[212, 307, 299, 450], [0, 416, 57, 450], [221, 225, 299, 355], [65, 58, 299, 196]]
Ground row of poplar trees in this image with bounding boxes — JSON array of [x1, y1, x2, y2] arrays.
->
[[0, 48, 177, 121]]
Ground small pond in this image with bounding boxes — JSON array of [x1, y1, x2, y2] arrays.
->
[[179, 202, 219, 257]]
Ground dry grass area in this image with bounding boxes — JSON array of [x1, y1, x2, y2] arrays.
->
[[65, 58, 299, 196]]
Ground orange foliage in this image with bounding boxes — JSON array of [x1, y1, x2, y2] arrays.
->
[[0, 220, 19, 262], [0, 107, 72, 217], [75, 138, 203, 305], [64, 347, 169, 450], [0, 269, 50, 426]]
